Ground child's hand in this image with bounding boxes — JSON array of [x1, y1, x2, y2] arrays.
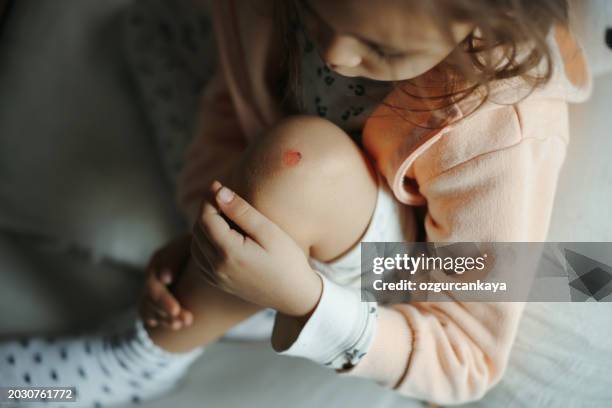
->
[[192, 181, 323, 317], [139, 234, 194, 330]]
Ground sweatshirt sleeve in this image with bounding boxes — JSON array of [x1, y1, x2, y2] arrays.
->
[[340, 104, 569, 404], [176, 65, 248, 224], [272, 272, 379, 370]]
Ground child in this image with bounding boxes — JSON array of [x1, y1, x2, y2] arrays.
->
[[0, 0, 592, 406]]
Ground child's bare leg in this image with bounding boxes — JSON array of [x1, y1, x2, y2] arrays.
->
[[148, 116, 379, 353]]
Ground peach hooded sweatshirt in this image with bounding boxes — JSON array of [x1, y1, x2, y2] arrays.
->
[[178, 0, 593, 405]]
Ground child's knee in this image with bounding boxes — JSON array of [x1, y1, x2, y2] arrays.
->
[[238, 115, 373, 193], [232, 115, 378, 257], [239, 116, 374, 199]]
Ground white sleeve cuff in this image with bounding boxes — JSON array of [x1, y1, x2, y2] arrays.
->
[[273, 272, 378, 369]]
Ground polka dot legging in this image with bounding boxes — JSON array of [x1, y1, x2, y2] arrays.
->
[[0, 311, 203, 407]]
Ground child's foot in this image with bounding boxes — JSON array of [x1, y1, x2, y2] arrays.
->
[[0, 310, 204, 407]]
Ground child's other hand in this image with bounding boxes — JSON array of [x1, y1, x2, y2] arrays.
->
[[139, 234, 194, 330]]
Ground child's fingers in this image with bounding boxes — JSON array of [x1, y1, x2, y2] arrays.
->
[[158, 268, 174, 285], [148, 265, 174, 287], [143, 296, 188, 324], [143, 309, 183, 330], [155, 306, 191, 329], [157, 290, 181, 317], [147, 302, 189, 330], [139, 305, 159, 328], [142, 299, 184, 329], [143, 298, 170, 319], [178, 309, 194, 326], [146, 276, 181, 317], [159, 320, 183, 330], [212, 182, 278, 248], [145, 319, 158, 328]]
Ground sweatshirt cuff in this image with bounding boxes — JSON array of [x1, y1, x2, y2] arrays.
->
[[273, 272, 378, 370]]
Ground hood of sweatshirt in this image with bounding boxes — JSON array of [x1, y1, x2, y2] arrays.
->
[[486, 24, 592, 106]]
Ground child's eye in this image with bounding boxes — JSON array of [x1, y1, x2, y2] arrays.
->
[[369, 44, 386, 58], [367, 44, 404, 61]]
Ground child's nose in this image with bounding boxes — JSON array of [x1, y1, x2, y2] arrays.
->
[[320, 35, 363, 69]]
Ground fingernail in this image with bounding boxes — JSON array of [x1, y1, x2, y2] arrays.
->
[[217, 186, 234, 204], [211, 180, 222, 190], [161, 270, 172, 284]]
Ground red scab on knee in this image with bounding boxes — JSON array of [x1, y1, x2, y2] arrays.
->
[[283, 150, 302, 167]]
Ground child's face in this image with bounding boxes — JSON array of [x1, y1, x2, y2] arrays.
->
[[301, 0, 473, 81]]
